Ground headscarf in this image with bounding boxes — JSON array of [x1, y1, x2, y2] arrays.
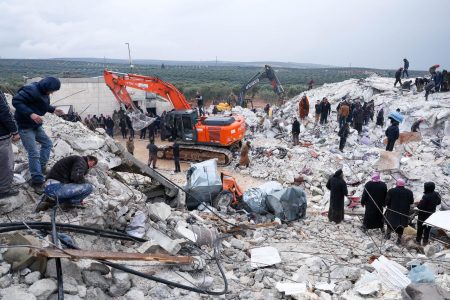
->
[[396, 178, 405, 187], [371, 172, 380, 182]]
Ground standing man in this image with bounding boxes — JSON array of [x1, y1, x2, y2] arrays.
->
[[119, 117, 128, 139], [338, 122, 350, 152], [292, 118, 300, 146], [385, 118, 400, 151], [126, 115, 134, 138], [385, 178, 414, 244], [173, 142, 181, 173], [361, 172, 388, 232], [147, 140, 158, 168], [298, 95, 309, 123], [0, 91, 20, 199], [98, 114, 106, 129], [326, 169, 348, 224], [376, 108, 384, 127], [35, 155, 97, 212], [105, 115, 115, 137], [394, 67, 403, 87], [196, 91, 205, 116], [314, 100, 321, 124], [319, 98, 331, 124], [415, 182, 441, 246], [12, 77, 63, 193], [338, 101, 350, 128], [402, 58, 409, 78]]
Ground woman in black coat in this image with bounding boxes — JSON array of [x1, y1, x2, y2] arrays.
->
[[384, 179, 414, 244], [361, 172, 387, 231], [326, 169, 348, 224], [415, 182, 441, 245]]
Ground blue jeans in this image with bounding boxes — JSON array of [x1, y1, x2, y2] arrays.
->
[[45, 183, 93, 205], [19, 127, 52, 184]]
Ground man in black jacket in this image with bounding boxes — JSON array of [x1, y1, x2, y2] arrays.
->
[[105, 116, 115, 137], [314, 100, 321, 124], [338, 122, 350, 152], [12, 77, 63, 193], [173, 142, 181, 173], [394, 68, 403, 87], [361, 172, 388, 232], [403, 59, 409, 78], [384, 178, 414, 244], [292, 118, 300, 146], [0, 91, 21, 199], [385, 119, 400, 151], [35, 155, 97, 212], [326, 169, 348, 224], [415, 182, 441, 245], [319, 98, 331, 124]]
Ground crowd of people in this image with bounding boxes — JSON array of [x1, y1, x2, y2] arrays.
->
[[327, 170, 441, 246]]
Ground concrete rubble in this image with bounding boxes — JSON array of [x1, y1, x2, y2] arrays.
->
[[0, 75, 448, 299]]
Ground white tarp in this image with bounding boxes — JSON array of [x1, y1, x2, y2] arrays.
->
[[371, 255, 411, 290], [425, 211, 450, 231], [187, 159, 221, 188]]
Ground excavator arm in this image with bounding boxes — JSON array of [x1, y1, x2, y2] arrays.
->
[[237, 65, 285, 107], [103, 69, 191, 110]]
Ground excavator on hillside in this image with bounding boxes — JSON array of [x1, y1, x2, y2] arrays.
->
[[237, 65, 285, 108], [103, 69, 246, 165]]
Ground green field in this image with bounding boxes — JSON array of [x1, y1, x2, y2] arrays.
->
[[0, 59, 426, 102]]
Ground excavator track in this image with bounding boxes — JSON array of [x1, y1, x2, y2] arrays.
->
[[157, 144, 234, 166]]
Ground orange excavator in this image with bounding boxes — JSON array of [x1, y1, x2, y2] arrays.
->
[[104, 69, 246, 165]]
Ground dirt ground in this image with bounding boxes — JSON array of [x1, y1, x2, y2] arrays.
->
[[114, 134, 266, 191]]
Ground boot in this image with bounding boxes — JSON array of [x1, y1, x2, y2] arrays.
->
[[35, 195, 56, 213], [0, 188, 20, 199], [31, 182, 45, 195]]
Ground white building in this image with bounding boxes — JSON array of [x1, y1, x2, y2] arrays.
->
[[26, 77, 172, 117]]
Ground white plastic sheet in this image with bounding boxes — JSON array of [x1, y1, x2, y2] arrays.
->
[[128, 111, 156, 131]]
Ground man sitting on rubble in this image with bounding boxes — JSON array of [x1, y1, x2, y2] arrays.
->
[[35, 155, 97, 212]]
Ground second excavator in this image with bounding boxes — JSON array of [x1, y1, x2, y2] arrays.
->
[[104, 69, 246, 165]]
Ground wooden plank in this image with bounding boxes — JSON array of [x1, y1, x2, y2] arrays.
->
[[31, 248, 193, 265]]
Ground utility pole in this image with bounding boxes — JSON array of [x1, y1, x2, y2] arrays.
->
[[125, 42, 133, 73]]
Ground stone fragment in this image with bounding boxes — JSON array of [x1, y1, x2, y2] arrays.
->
[[86, 287, 109, 300], [146, 227, 181, 255], [0, 274, 13, 288], [46, 259, 83, 283], [125, 288, 146, 300], [230, 238, 245, 250], [0, 262, 11, 276], [0, 191, 28, 213], [109, 270, 131, 297], [82, 270, 109, 290], [88, 262, 110, 275], [28, 278, 57, 299], [148, 202, 172, 221], [250, 247, 281, 269], [53, 139, 73, 158], [24, 271, 42, 285], [404, 283, 450, 300], [1, 286, 37, 300]]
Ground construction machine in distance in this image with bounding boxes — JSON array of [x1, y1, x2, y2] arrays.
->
[[103, 69, 246, 165], [237, 64, 285, 108]]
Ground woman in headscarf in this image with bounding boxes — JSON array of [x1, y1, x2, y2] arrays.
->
[[326, 169, 348, 224], [361, 172, 388, 232]]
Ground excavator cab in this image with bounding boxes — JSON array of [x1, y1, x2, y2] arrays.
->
[[166, 110, 198, 143]]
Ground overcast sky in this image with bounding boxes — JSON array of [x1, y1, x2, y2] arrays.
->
[[0, 0, 448, 70]]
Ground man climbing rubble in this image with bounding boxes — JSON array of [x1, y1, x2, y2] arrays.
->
[[411, 118, 425, 132], [361, 172, 387, 232], [326, 169, 348, 224], [385, 118, 400, 151], [12, 77, 64, 194], [415, 182, 441, 246], [0, 91, 20, 199], [394, 67, 403, 87], [384, 178, 414, 245], [292, 118, 300, 146], [35, 155, 97, 212]]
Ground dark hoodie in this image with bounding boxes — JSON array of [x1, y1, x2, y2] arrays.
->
[[12, 77, 61, 129], [417, 182, 441, 221]]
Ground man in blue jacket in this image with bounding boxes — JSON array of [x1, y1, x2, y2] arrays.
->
[[0, 91, 21, 199], [12, 77, 63, 193]]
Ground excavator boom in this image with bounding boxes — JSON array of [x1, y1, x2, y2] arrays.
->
[[104, 69, 191, 110]]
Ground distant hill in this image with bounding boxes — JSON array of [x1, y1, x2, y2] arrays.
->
[[51, 57, 333, 69]]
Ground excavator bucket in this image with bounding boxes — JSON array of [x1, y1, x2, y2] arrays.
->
[[128, 111, 156, 131]]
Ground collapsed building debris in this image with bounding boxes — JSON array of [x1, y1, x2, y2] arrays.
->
[[0, 75, 449, 299]]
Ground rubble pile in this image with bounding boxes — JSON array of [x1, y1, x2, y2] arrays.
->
[[0, 75, 449, 299], [231, 75, 450, 213]]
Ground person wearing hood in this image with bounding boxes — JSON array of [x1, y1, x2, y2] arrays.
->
[[384, 178, 414, 244], [314, 100, 321, 124], [292, 118, 300, 146], [326, 169, 348, 224], [12, 77, 63, 193], [402, 58, 409, 78], [361, 172, 388, 232], [394, 68, 403, 87], [415, 182, 441, 245], [319, 98, 331, 124], [298, 95, 309, 122], [105, 116, 114, 137], [385, 118, 400, 151], [338, 122, 350, 152], [376, 108, 384, 127]]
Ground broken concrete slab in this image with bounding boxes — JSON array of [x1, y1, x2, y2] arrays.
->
[[146, 227, 181, 255], [250, 246, 282, 269], [148, 202, 172, 222], [375, 150, 401, 171]]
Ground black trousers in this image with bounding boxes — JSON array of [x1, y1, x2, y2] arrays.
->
[[174, 157, 181, 172], [121, 128, 127, 139], [416, 219, 431, 244], [394, 78, 402, 87], [339, 137, 346, 151], [140, 129, 146, 139], [386, 139, 396, 151]]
